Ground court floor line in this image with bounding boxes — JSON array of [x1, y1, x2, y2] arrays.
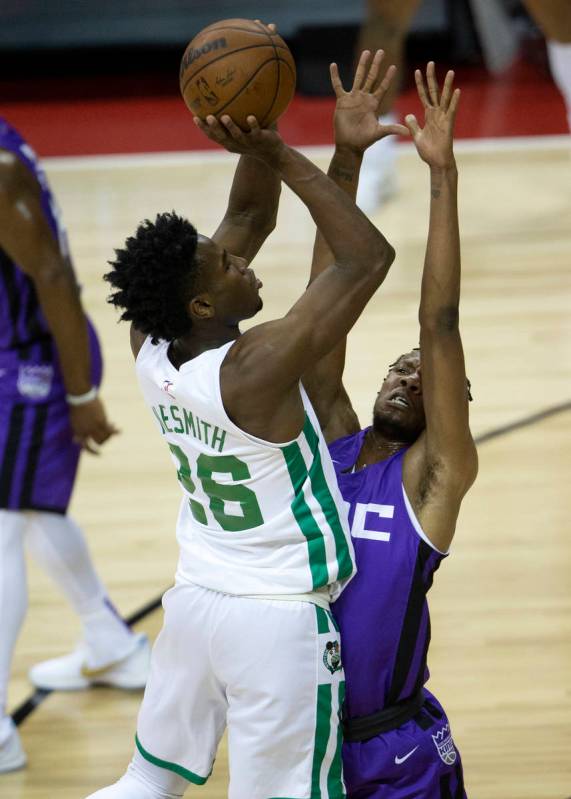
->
[[43, 134, 570, 172], [10, 398, 571, 727]]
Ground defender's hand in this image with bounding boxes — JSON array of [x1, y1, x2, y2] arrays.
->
[[331, 50, 409, 155], [70, 397, 119, 455], [405, 62, 460, 169]]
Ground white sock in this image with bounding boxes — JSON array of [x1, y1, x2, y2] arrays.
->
[[547, 40, 571, 131], [85, 751, 187, 798], [25, 512, 134, 668], [0, 511, 28, 744]]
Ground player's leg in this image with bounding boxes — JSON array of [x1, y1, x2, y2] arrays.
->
[[0, 511, 28, 772], [20, 391, 148, 689], [356, 0, 422, 212], [524, 0, 571, 129], [224, 599, 345, 799], [85, 583, 227, 797], [25, 511, 149, 689], [85, 751, 187, 798]]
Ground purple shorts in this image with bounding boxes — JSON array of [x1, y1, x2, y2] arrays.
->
[[0, 321, 103, 514], [342, 689, 467, 799]]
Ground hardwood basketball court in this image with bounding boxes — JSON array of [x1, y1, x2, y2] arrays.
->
[[3, 136, 571, 798]]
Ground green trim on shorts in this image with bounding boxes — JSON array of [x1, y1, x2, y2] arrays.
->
[[327, 681, 345, 797], [135, 734, 210, 785], [327, 609, 340, 634], [311, 683, 333, 798], [315, 605, 331, 635]]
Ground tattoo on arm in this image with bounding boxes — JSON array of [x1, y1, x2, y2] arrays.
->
[[330, 165, 356, 183], [431, 171, 443, 199]]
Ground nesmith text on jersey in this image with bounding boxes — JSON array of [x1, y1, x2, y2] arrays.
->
[[152, 403, 227, 452]]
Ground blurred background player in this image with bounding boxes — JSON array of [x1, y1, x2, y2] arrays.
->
[[355, 0, 422, 212], [0, 118, 150, 774], [355, 0, 571, 214], [523, 0, 571, 129], [303, 63, 477, 796]]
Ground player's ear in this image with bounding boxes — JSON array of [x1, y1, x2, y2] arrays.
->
[[189, 293, 215, 320]]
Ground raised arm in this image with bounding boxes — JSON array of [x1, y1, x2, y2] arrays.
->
[[402, 64, 478, 551], [210, 23, 282, 263], [210, 151, 280, 262], [203, 52, 397, 442], [302, 53, 408, 442], [0, 150, 117, 452]]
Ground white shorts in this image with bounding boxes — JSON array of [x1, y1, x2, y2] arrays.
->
[[135, 582, 346, 799]]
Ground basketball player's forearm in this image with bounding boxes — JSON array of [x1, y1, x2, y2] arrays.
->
[[0, 182, 93, 395], [34, 269, 93, 396], [275, 145, 394, 273], [310, 148, 363, 283], [419, 165, 461, 328], [225, 154, 280, 234]]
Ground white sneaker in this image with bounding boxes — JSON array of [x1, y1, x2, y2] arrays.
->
[[0, 722, 26, 774], [28, 632, 150, 691]]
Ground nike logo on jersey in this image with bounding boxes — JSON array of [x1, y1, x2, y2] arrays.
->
[[394, 745, 419, 765]]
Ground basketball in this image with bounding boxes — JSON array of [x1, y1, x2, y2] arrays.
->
[[179, 19, 296, 129]]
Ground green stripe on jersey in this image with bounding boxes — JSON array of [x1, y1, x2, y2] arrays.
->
[[135, 734, 210, 785], [302, 416, 354, 580], [282, 436, 329, 590]]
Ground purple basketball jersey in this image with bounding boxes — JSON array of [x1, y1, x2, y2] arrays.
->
[[330, 428, 446, 719], [0, 117, 69, 361], [0, 119, 102, 513]]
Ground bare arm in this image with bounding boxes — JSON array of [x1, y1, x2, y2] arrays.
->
[[211, 151, 280, 262], [0, 150, 117, 452], [208, 21, 281, 264], [402, 64, 478, 551], [302, 56, 408, 442], [301, 146, 363, 443], [206, 52, 397, 442]]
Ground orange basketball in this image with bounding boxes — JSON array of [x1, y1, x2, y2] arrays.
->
[[179, 19, 296, 129]]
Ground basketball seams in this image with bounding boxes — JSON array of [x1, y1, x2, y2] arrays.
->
[[198, 26, 278, 37], [260, 32, 281, 127], [180, 43, 277, 95], [214, 58, 281, 120], [180, 20, 295, 127]]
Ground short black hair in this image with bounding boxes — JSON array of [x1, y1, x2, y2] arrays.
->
[[104, 211, 199, 343], [389, 348, 420, 370]]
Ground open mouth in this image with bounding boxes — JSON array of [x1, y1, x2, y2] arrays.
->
[[388, 394, 410, 409]]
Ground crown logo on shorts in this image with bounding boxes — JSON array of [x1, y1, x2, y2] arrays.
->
[[431, 724, 457, 766]]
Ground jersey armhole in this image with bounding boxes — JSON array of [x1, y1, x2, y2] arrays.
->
[[134, 333, 155, 366], [401, 483, 449, 557]]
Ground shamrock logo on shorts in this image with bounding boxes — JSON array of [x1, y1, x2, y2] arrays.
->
[[323, 640, 341, 674]]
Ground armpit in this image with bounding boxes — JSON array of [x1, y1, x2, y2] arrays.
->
[[417, 456, 444, 508]]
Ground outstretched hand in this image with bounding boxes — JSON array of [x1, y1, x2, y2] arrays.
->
[[330, 50, 409, 154], [405, 62, 460, 169]]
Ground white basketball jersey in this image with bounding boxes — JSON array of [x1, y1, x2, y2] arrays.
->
[[136, 337, 355, 599]]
